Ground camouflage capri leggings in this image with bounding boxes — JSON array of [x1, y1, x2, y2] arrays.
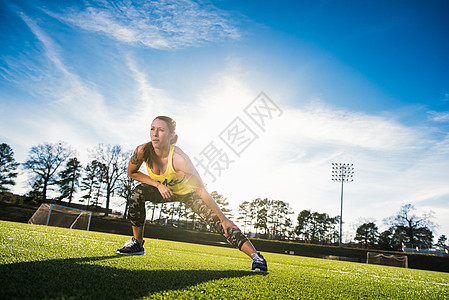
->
[[128, 184, 248, 250]]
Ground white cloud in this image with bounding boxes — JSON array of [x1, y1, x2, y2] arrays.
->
[[46, 0, 240, 49], [18, 13, 105, 120], [279, 102, 424, 151], [428, 110, 449, 122], [1, 30, 142, 196]]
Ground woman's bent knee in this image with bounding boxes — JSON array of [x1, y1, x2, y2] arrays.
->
[[128, 184, 148, 227]]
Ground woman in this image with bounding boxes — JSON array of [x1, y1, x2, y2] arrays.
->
[[117, 116, 268, 273]]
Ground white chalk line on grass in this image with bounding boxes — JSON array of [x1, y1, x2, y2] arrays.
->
[[267, 261, 449, 287], [366, 273, 449, 287], [1, 225, 118, 244], [322, 266, 449, 287]]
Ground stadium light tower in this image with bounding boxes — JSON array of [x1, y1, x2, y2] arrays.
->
[[332, 163, 354, 247]]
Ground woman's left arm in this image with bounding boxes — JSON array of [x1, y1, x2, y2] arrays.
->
[[173, 147, 239, 237]]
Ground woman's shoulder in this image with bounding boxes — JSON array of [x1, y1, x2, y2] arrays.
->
[[136, 142, 149, 151], [134, 142, 150, 156], [172, 146, 193, 170], [173, 145, 189, 160]]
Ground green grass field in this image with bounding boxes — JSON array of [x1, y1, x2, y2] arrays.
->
[[1, 221, 448, 299]]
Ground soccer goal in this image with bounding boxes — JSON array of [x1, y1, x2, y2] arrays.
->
[[28, 203, 92, 231], [366, 252, 408, 268]]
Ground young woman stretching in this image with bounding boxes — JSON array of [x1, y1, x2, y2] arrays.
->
[[117, 116, 268, 273]]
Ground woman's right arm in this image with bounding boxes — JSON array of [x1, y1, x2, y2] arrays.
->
[[127, 144, 174, 200]]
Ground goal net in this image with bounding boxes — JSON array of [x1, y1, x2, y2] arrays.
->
[[366, 252, 408, 268], [28, 203, 92, 231]]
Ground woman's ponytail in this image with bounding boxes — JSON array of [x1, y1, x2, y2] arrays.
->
[[170, 134, 178, 145]]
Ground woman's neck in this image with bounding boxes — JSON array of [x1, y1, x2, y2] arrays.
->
[[153, 144, 171, 158]]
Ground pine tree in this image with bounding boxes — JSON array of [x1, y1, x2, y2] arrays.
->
[[210, 190, 233, 218], [57, 157, 82, 206], [80, 160, 106, 209], [0, 143, 20, 192], [238, 201, 252, 235], [354, 222, 379, 249]]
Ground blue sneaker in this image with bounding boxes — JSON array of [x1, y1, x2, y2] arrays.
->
[[252, 253, 268, 273], [116, 237, 145, 255]]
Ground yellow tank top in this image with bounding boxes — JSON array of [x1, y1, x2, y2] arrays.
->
[[146, 145, 195, 195]]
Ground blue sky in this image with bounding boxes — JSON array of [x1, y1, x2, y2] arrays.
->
[[1, 0, 448, 242]]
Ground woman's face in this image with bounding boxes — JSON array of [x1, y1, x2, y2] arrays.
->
[[150, 118, 174, 148]]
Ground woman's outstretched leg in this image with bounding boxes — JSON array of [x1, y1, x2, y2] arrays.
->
[[181, 193, 268, 272]]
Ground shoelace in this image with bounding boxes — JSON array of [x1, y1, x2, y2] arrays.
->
[[253, 257, 264, 263], [124, 239, 136, 247]]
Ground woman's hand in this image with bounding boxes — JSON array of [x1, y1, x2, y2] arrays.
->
[[221, 218, 240, 238], [156, 183, 174, 200]]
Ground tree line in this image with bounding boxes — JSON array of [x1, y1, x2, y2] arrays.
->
[[1, 142, 447, 251], [1, 141, 131, 216], [354, 204, 447, 251]]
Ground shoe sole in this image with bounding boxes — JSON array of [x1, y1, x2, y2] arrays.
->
[[116, 251, 145, 255], [252, 268, 268, 274]]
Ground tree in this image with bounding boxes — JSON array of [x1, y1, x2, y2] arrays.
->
[[308, 212, 333, 244], [413, 227, 434, 248], [354, 222, 379, 249], [23, 142, 74, 202], [90, 144, 128, 216], [119, 175, 136, 219], [280, 217, 294, 240], [158, 203, 169, 223], [295, 210, 339, 244], [80, 160, 106, 208], [57, 157, 82, 206], [252, 198, 270, 237], [295, 210, 312, 241], [168, 202, 176, 225], [436, 235, 447, 249], [0, 143, 20, 192], [238, 198, 293, 239], [25, 178, 43, 204], [238, 201, 252, 234], [268, 200, 293, 239], [117, 151, 136, 219], [377, 227, 395, 251], [385, 204, 435, 248], [210, 191, 233, 219]]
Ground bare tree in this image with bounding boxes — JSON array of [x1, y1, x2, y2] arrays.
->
[[23, 142, 74, 202], [384, 204, 435, 248], [117, 150, 136, 219], [90, 144, 128, 216]]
